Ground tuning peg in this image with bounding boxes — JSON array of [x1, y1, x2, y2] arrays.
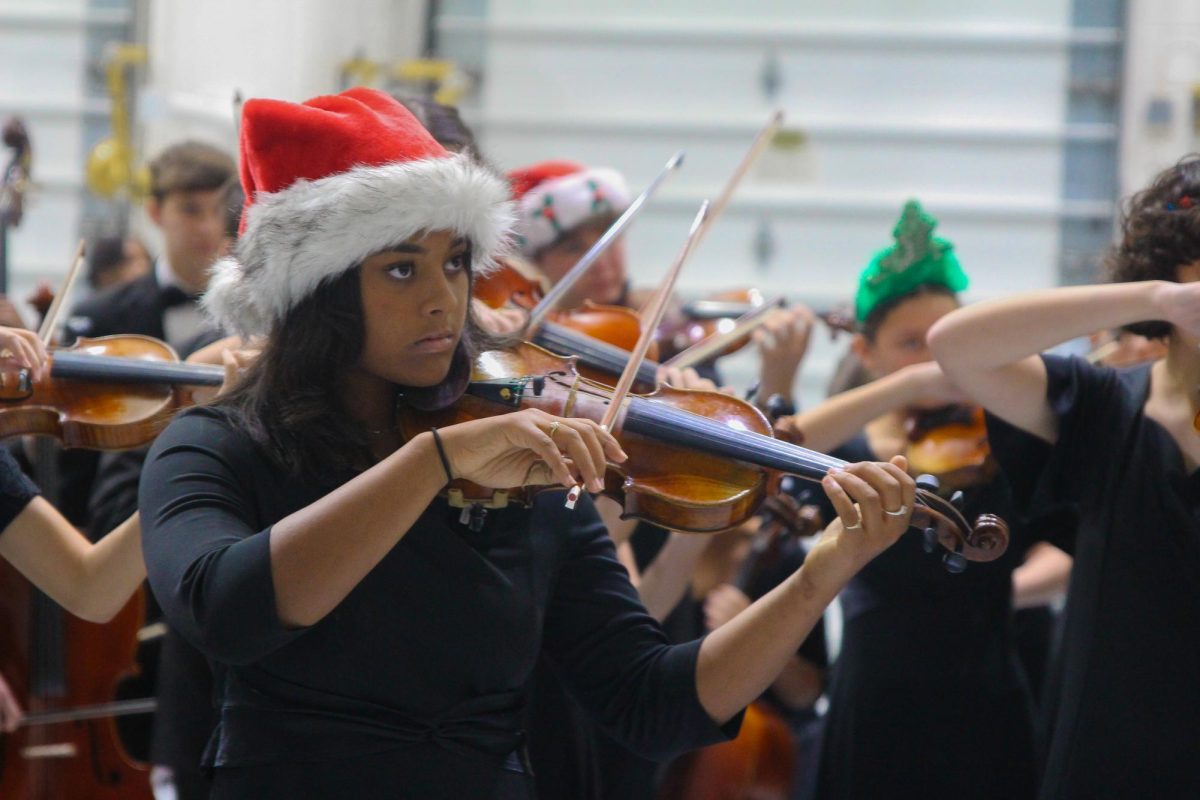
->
[[950, 490, 965, 511], [915, 474, 940, 493], [922, 527, 938, 554], [942, 551, 968, 574]]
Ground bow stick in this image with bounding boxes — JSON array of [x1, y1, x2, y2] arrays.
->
[[565, 200, 710, 509], [37, 239, 85, 344], [525, 150, 685, 332]]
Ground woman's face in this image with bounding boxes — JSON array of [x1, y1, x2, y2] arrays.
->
[[356, 230, 471, 388], [854, 291, 960, 378], [534, 219, 627, 308]]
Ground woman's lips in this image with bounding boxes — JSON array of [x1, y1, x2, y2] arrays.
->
[[410, 333, 456, 353]]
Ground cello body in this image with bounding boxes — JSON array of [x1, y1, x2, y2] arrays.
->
[[0, 561, 152, 799]]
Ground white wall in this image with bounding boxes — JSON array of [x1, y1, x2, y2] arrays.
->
[[134, 0, 425, 250], [1120, 0, 1200, 196]]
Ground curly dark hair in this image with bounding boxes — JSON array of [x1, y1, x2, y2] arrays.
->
[[1106, 155, 1200, 338]]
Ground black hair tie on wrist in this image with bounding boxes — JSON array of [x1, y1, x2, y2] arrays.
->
[[429, 428, 454, 484]]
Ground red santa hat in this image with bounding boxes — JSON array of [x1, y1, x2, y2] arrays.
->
[[203, 87, 513, 336], [507, 160, 630, 257]]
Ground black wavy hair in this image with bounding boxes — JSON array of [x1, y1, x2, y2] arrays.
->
[[1106, 155, 1200, 339]]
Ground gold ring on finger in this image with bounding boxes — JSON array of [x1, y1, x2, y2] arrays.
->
[[548, 421, 560, 439]]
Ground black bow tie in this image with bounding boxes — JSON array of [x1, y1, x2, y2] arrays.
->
[[159, 285, 199, 309]]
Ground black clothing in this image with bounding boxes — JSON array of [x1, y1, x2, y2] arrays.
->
[[0, 447, 39, 535], [65, 272, 180, 343], [140, 408, 739, 799], [988, 355, 1200, 799], [812, 435, 1039, 800]]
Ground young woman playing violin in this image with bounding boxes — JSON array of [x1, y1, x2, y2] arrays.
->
[[929, 157, 1200, 800], [775, 201, 1066, 800], [0, 326, 144, 731], [137, 87, 917, 800]]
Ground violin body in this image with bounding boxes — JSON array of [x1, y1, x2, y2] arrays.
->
[[904, 405, 997, 493], [0, 334, 202, 450], [402, 343, 772, 531], [0, 569, 152, 799]]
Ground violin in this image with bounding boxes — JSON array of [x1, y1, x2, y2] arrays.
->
[[903, 405, 997, 494], [0, 334, 223, 449], [398, 342, 1009, 570]]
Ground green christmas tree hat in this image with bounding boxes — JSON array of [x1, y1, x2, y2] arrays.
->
[[854, 200, 969, 323]]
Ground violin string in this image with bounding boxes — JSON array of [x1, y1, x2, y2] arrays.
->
[[536, 324, 659, 383]]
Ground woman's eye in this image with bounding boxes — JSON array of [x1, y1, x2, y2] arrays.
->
[[446, 252, 469, 272], [387, 263, 414, 280]]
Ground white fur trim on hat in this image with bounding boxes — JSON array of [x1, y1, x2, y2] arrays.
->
[[203, 152, 513, 336], [514, 167, 629, 256]]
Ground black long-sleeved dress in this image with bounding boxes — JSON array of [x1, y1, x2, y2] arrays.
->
[[139, 407, 740, 799], [810, 434, 1041, 800], [988, 354, 1200, 799]]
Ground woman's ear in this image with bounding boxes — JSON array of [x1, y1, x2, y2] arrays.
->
[[851, 333, 876, 375]]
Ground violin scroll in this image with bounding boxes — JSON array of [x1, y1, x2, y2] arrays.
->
[[911, 488, 1009, 565]]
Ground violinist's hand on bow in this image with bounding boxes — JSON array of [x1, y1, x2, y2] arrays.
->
[[0, 325, 47, 382], [0, 670, 23, 734], [471, 298, 529, 336], [810, 456, 915, 579], [658, 365, 735, 396], [437, 409, 627, 492], [755, 305, 814, 399]]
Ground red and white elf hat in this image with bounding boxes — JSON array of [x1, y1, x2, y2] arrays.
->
[[507, 161, 630, 257], [203, 87, 513, 336]]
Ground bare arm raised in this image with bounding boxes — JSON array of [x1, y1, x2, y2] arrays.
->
[[927, 281, 1195, 443]]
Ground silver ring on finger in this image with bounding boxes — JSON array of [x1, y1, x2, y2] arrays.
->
[[844, 516, 863, 531], [884, 504, 909, 517]]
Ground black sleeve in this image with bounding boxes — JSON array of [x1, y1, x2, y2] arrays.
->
[[139, 410, 305, 665], [86, 449, 147, 543], [987, 354, 1124, 513], [0, 447, 40, 536], [539, 497, 742, 761]]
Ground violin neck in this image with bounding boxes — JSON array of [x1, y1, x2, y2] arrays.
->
[[621, 397, 846, 482], [51, 352, 225, 386], [534, 321, 660, 386]]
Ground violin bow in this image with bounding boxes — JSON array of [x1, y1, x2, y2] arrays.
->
[[660, 296, 784, 371], [566, 200, 711, 508], [525, 149, 685, 333], [695, 109, 784, 250], [37, 239, 86, 345]]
